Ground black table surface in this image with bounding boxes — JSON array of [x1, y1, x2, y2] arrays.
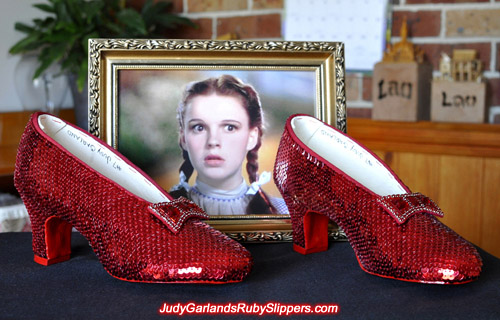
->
[[1, 232, 500, 320]]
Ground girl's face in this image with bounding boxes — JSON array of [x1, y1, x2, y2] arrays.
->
[[180, 93, 259, 190]]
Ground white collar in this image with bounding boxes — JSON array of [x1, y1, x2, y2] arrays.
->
[[193, 179, 248, 200]]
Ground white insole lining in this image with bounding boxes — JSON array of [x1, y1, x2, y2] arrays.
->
[[38, 115, 170, 203], [291, 116, 406, 196]]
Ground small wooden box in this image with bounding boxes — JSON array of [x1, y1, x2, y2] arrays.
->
[[431, 81, 486, 123], [372, 62, 433, 121]]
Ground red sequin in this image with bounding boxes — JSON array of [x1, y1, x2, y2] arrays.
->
[[273, 114, 482, 284], [14, 112, 253, 283]]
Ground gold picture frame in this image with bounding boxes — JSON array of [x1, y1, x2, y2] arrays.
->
[[88, 39, 347, 242]]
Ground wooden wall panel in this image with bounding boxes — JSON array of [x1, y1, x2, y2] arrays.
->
[[0, 110, 75, 175], [393, 152, 441, 201], [437, 156, 484, 245], [480, 159, 500, 256]]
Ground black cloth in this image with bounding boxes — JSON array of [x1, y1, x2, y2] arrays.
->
[[1, 232, 500, 319]]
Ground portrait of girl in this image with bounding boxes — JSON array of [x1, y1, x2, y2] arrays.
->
[[169, 75, 288, 216]]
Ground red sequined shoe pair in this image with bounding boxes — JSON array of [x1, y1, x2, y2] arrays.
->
[[274, 114, 482, 284], [14, 112, 252, 283]]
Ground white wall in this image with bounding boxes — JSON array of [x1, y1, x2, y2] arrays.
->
[[0, 1, 71, 112]]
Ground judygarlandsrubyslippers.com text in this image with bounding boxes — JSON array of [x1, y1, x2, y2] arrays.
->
[[158, 302, 340, 316]]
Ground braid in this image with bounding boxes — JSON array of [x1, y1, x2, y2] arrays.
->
[[169, 147, 193, 197], [179, 148, 194, 181], [246, 138, 261, 183]]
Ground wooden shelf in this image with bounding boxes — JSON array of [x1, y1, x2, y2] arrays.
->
[[0, 110, 75, 175], [347, 118, 500, 158]]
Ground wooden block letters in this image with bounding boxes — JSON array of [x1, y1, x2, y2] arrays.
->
[[431, 81, 486, 123], [372, 62, 433, 122]]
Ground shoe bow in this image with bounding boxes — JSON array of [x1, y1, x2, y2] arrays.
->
[[148, 197, 209, 234], [377, 193, 444, 224]]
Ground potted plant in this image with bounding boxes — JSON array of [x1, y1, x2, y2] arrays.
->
[[9, 0, 195, 129]]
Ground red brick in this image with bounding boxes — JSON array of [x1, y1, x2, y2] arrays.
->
[[217, 14, 281, 39], [170, 0, 184, 13], [346, 73, 360, 101], [418, 43, 491, 71], [166, 18, 213, 39], [362, 75, 373, 102], [406, 0, 488, 3], [188, 0, 247, 12], [487, 78, 500, 107], [392, 11, 441, 37], [253, 0, 284, 9], [347, 107, 372, 119], [497, 43, 500, 72]]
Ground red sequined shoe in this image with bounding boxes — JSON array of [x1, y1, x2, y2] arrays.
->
[[14, 112, 252, 283], [274, 114, 482, 284]]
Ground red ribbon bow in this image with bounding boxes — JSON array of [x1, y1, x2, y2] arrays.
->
[[148, 197, 209, 234], [377, 192, 444, 224]]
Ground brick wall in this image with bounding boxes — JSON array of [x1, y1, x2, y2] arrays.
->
[[150, 0, 500, 123], [365, 0, 500, 123], [347, 0, 500, 123], [156, 0, 283, 39]]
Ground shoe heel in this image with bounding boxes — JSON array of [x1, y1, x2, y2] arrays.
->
[[285, 197, 329, 254], [32, 215, 72, 266]]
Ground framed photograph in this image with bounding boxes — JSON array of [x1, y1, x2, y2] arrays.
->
[[88, 39, 346, 242]]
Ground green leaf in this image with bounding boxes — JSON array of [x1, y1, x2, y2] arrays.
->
[[33, 18, 53, 28], [150, 1, 170, 12], [82, 1, 103, 24], [41, 29, 74, 43], [104, 0, 121, 12], [33, 58, 55, 80], [141, 0, 154, 15], [54, 18, 73, 30], [102, 21, 122, 36], [77, 59, 88, 92], [11, 41, 44, 53], [9, 33, 42, 54], [81, 31, 99, 55], [117, 9, 147, 36], [54, 0, 73, 24], [33, 43, 67, 78], [14, 22, 36, 34], [155, 15, 197, 29], [144, 0, 170, 17], [37, 17, 57, 30], [61, 51, 77, 70], [33, 3, 56, 13], [140, 0, 155, 25], [60, 47, 84, 74], [142, 1, 171, 27]]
